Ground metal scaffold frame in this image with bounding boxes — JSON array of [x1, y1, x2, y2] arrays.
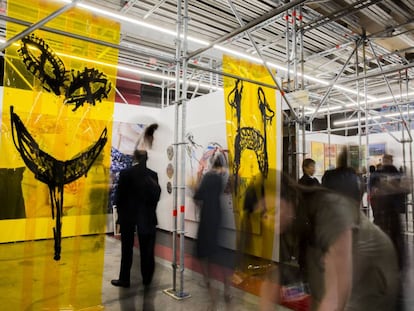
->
[[6, 0, 414, 296], [161, 0, 414, 295]]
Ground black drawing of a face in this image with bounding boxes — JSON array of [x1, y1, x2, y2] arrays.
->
[[18, 33, 112, 111]]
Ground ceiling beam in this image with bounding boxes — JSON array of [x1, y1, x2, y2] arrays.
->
[[0, 15, 175, 64], [187, 0, 308, 60]]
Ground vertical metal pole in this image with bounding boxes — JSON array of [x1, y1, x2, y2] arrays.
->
[[178, 0, 190, 298], [161, 70, 165, 109], [292, 6, 302, 177], [362, 35, 371, 219], [209, 58, 213, 92], [327, 98, 332, 168], [172, 0, 182, 293], [299, 5, 306, 163], [286, 9, 291, 92], [293, 7, 298, 91], [295, 116, 300, 179], [406, 70, 414, 231], [356, 40, 362, 171], [299, 5, 305, 90], [399, 71, 407, 174], [399, 71, 407, 231], [356, 39, 365, 214]]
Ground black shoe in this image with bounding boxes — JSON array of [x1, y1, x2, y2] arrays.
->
[[111, 279, 130, 288]]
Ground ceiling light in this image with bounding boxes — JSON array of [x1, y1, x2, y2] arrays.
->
[[334, 110, 414, 126], [367, 91, 414, 104], [215, 45, 263, 64], [61, 0, 209, 46], [58, 0, 385, 103], [305, 105, 343, 114]]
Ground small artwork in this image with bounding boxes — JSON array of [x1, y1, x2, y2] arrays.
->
[[369, 143, 386, 156], [311, 141, 325, 176], [324, 144, 336, 170], [167, 145, 174, 161], [166, 182, 172, 194], [166, 163, 174, 179]]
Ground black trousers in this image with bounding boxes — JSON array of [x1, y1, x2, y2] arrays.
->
[[119, 223, 156, 285]]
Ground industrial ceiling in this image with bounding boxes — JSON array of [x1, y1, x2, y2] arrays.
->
[[2, 0, 414, 133]]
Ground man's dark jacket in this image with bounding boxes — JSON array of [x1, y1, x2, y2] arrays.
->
[[115, 163, 161, 234]]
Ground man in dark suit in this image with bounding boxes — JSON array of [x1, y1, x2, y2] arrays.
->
[[111, 150, 161, 288], [298, 158, 320, 187]]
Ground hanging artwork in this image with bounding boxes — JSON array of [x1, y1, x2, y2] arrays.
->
[[324, 144, 337, 170], [19, 34, 112, 111], [223, 55, 278, 260], [0, 0, 120, 309], [10, 106, 107, 260], [311, 141, 324, 176]]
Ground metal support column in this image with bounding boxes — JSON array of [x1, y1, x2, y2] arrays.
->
[[362, 35, 371, 219], [178, 0, 190, 298], [164, 0, 182, 299], [165, 0, 190, 300], [299, 5, 307, 170]]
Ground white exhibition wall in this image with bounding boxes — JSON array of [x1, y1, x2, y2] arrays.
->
[[153, 89, 283, 253], [155, 91, 237, 249]]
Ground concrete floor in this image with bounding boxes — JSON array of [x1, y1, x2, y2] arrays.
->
[[1, 232, 413, 310], [102, 236, 290, 311]]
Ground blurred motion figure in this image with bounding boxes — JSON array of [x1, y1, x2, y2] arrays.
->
[[248, 170, 399, 311], [193, 155, 232, 308]]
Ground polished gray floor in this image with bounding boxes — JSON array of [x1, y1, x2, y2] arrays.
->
[[101, 236, 291, 311]]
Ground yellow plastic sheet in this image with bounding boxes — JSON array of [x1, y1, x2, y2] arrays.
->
[[0, 0, 120, 309], [223, 55, 278, 260]]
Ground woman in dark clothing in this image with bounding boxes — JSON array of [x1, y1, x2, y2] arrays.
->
[[193, 156, 231, 308]]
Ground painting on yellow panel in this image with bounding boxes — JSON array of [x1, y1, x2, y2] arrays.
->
[[223, 55, 278, 261], [0, 0, 120, 310], [0, 1, 120, 245]]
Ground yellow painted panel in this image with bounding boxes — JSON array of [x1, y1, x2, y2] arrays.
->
[[0, 1, 120, 309], [223, 55, 278, 260]]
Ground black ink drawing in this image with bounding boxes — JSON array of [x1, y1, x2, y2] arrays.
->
[[228, 80, 274, 194], [11, 33, 113, 259], [185, 132, 203, 177], [10, 106, 107, 260], [18, 33, 112, 111], [64, 68, 112, 111], [19, 34, 67, 96], [257, 86, 275, 178]]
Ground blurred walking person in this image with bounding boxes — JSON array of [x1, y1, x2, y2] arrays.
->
[[194, 155, 231, 309]]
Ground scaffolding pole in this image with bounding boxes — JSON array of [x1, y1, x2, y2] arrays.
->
[[362, 35, 371, 219], [164, 0, 182, 299], [164, 0, 191, 300], [178, 0, 190, 299]]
